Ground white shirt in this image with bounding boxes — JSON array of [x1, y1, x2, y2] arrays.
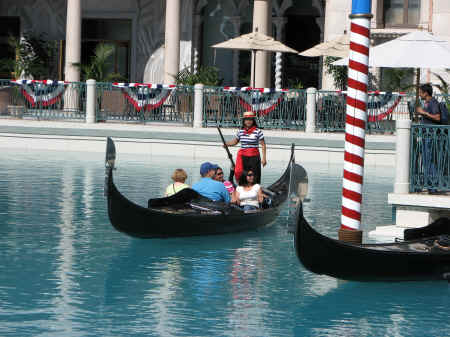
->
[[236, 184, 261, 207], [235, 128, 264, 148]]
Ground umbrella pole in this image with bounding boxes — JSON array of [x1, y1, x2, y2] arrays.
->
[[252, 50, 256, 88], [415, 67, 421, 122]]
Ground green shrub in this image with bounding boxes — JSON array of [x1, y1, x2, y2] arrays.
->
[[175, 66, 222, 86]]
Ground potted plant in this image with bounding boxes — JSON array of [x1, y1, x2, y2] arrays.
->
[[175, 66, 223, 122], [73, 43, 126, 121], [0, 33, 59, 118]]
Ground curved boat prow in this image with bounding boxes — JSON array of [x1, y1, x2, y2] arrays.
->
[[104, 137, 116, 196], [105, 137, 116, 170], [294, 198, 450, 281]]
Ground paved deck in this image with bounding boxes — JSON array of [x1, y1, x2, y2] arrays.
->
[[0, 119, 396, 164]]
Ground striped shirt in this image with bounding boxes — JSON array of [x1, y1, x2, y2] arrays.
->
[[235, 128, 264, 148]]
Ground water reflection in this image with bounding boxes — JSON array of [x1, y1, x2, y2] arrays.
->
[[0, 150, 449, 337], [52, 165, 82, 335]]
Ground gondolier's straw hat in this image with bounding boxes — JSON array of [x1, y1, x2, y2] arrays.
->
[[242, 111, 257, 119]]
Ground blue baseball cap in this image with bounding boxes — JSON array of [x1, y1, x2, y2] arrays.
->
[[200, 162, 219, 176]]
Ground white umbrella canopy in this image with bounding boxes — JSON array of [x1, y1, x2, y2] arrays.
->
[[211, 31, 299, 87], [299, 34, 350, 58], [332, 31, 450, 68], [211, 31, 299, 54]]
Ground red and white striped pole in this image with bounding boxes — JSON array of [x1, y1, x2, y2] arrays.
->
[[339, 0, 373, 244]]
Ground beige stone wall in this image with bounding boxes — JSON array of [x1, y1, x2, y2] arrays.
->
[[430, 0, 450, 89], [322, 0, 350, 90]]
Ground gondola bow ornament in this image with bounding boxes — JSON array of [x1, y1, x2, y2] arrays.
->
[[112, 83, 176, 112]]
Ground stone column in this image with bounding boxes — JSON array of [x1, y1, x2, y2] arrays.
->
[[64, 0, 81, 83], [305, 87, 317, 133], [86, 79, 96, 124], [394, 120, 411, 194], [164, 0, 181, 84], [192, 13, 203, 74], [64, 0, 81, 112], [193, 83, 204, 128], [229, 17, 241, 86], [251, 0, 272, 88], [273, 17, 287, 89], [315, 16, 325, 89], [321, 0, 351, 90]]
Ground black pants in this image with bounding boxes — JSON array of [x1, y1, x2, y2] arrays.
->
[[242, 155, 261, 184]]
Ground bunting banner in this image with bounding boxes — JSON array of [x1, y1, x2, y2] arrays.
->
[[367, 93, 404, 122], [337, 91, 405, 122], [11, 80, 68, 107], [224, 87, 288, 115], [113, 83, 176, 112]]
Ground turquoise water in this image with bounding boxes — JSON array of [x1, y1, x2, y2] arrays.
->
[[0, 149, 449, 337]]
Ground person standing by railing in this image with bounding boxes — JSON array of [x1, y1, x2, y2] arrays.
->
[[415, 84, 441, 193], [416, 84, 441, 124], [223, 111, 267, 184]]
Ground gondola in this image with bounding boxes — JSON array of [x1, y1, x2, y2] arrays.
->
[[294, 201, 450, 281], [105, 137, 307, 238]]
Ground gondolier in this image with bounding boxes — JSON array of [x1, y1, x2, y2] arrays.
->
[[224, 111, 267, 184], [104, 138, 301, 238]]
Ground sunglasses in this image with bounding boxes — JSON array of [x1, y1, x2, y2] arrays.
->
[[217, 172, 224, 175], [247, 173, 254, 177]]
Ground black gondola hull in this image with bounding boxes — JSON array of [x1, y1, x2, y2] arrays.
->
[[295, 203, 450, 282], [108, 178, 281, 238], [105, 138, 305, 238]]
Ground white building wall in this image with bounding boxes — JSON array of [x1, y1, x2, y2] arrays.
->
[[0, 0, 193, 82], [430, 0, 450, 88], [321, 0, 351, 90], [322, 0, 450, 91]]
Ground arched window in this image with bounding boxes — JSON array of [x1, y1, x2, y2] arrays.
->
[[384, 0, 420, 27]]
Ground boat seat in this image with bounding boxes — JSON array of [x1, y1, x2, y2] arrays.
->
[[148, 188, 206, 208], [188, 200, 242, 215], [262, 188, 275, 196], [404, 217, 450, 240]]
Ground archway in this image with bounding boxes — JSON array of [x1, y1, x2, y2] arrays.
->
[[283, 0, 323, 88]]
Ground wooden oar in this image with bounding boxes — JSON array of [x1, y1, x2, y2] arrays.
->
[[217, 126, 235, 168]]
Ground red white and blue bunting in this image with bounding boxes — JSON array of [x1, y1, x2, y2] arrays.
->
[[112, 83, 176, 112], [223, 87, 288, 115], [11, 80, 68, 107], [337, 91, 405, 122]]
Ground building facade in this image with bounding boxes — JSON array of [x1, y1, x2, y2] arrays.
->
[[322, 0, 450, 89], [0, 0, 448, 89]]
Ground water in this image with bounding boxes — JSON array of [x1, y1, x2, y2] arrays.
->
[[0, 149, 449, 337]]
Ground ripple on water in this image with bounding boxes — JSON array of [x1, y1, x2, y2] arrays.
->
[[0, 149, 448, 337]]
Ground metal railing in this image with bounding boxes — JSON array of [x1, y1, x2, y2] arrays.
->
[[0, 80, 85, 120], [315, 91, 346, 132], [96, 83, 194, 124], [202, 86, 306, 130], [1, 77, 448, 133], [410, 124, 450, 192], [315, 91, 419, 133]]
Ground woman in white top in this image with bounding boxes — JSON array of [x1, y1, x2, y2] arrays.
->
[[235, 170, 264, 211]]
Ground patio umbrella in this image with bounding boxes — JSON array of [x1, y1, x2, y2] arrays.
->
[[299, 34, 350, 58], [333, 31, 450, 68], [211, 31, 299, 87], [332, 31, 450, 104]]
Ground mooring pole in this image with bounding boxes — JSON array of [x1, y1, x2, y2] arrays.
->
[[339, 0, 372, 244]]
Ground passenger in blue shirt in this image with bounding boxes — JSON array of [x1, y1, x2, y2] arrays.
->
[[192, 162, 231, 203]]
